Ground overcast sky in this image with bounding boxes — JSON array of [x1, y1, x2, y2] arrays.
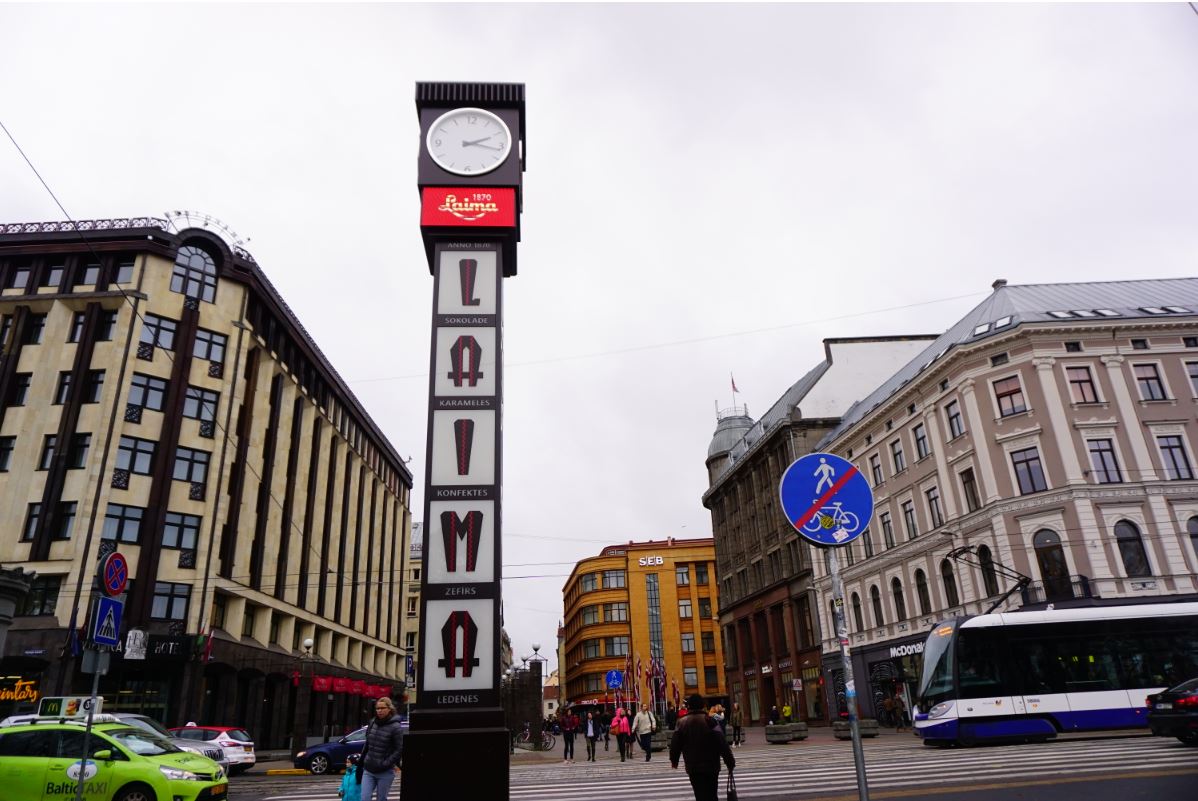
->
[[2, 3, 1197, 671]]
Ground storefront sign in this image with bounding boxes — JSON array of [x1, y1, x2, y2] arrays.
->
[[38, 696, 101, 719], [761, 665, 773, 675], [778, 659, 792, 669], [637, 556, 665, 566], [147, 635, 189, 661], [420, 188, 516, 228], [312, 675, 332, 693], [124, 629, 147, 660], [332, 677, 349, 693], [888, 642, 924, 658], [350, 680, 367, 696], [0, 679, 39, 704]]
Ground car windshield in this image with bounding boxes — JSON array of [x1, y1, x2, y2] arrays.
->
[[226, 729, 252, 742], [119, 716, 173, 739], [106, 727, 181, 756]]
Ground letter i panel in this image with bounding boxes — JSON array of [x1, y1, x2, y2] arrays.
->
[[418, 242, 503, 708]]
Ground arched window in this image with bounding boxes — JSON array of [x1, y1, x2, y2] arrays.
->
[[851, 592, 864, 632], [977, 545, 1000, 597], [915, 569, 931, 615], [870, 585, 884, 627], [891, 577, 907, 620], [171, 245, 218, 302], [1189, 516, 1198, 560], [1034, 528, 1072, 601], [1114, 519, 1151, 577], [940, 559, 960, 608]]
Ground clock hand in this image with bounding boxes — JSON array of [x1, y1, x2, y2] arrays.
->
[[461, 136, 493, 147], [468, 142, 504, 151]]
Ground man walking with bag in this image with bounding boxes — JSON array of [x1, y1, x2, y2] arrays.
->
[[632, 703, 657, 762], [670, 694, 735, 801]]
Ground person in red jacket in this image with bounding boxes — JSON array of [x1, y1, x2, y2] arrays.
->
[[611, 707, 632, 762], [670, 694, 735, 801], [560, 707, 580, 763]]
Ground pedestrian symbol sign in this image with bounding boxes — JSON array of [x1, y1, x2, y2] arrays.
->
[[605, 669, 623, 689], [91, 596, 123, 648], [778, 452, 874, 547]]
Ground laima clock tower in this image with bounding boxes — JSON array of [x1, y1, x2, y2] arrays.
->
[[401, 82, 525, 798]]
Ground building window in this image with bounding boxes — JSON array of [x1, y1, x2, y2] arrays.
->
[[38, 435, 56, 470], [605, 636, 630, 656], [78, 261, 100, 286], [901, 500, 918, 540], [940, 560, 960, 608], [405, 597, 417, 617], [891, 577, 907, 619], [698, 597, 712, 619], [68, 312, 85, 343], [9, 373, 31, 406], [681, 632, 696, 653], [581, 606, 599, 625], [603, 602, 628, 622], [6, 266, 29, 290], [1188, 516, 1198, 559], [695, 563, 709, 585], [50, 501, 76, 540], [170, 245, 218, 302], [990, 353, 1009, 367], [1067, 366, 1098, 403], [679, 599, 693, 619], [583, 674, 604, 693], [870, 585, 884, 627], [1114, 520, 1151, 578], [172, 446, 210, 485], [1157, 435, 1194, 480], [82, 370, 104, 403], [23, 313, 46, 344], [602, 569, 625, 589], [925, 486, 943, 528], [404, 631, 416, 651], [66, 433, 90, 469], [128, 373, 168, 411], [977, 545, 1000, 596], [582, 640, 600, 659], [702, 631, 716, 653], [1064, 341, 1082, 353], [945, 400, 965, 438], [850, 593, 864, 632], [960, 467, 981, 512], [1130, 338, 1149, 350], [868, 453, 883, 486], [580, 573, 598, 592], [704, 666, 719, 687], [1011, 447, 1048, 494], [993, 376, 1027, 417], [22, 503, 40, 541], [880, 512, 895, 549], [53, 371, 72, 404], [0, 436, 13, 471], [1188, 362, 1198, 397], [163, 512, 201, 550], [193, 328, 227, 363], [103, 503, 144, 544], [915, 569, 931, 615], [862, 527, 874, 558], [97, 309, 118, 341], [151, 582, 190, 620], [684, 667, 698, 687], [1134, 364, 1167, 400], [140, 313, 178, 351], [182, 383, 220, 421], [1087, 439, 1123, 483], [116, 258, 135, 284], [676, 565, 690, 585], [116, 436, 155, 474], [17, 575, 62, 616], [890, 440, 906, 473], [913, 423, 930, 459]]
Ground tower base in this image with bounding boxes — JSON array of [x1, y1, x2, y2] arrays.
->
[[400, 725, 510, 799]]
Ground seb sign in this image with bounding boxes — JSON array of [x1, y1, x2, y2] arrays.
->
[[637, 556, 665, 566], [421, 187, 516, 228]]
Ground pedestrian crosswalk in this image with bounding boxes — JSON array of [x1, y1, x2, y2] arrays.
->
[[255, 735, 1196, 800]]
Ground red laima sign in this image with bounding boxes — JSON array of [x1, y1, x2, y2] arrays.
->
[[421, 187, 516, 228]]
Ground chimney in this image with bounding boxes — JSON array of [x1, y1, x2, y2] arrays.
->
[[992, 278, 1008, 290]]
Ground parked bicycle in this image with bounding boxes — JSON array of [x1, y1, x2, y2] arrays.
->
[[515, 722, 556, 751]]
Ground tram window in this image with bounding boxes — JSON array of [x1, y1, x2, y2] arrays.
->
[[957, 630, 1010, 698]]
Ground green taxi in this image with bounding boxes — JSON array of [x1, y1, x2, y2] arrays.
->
[[0, 719, 227, 801]]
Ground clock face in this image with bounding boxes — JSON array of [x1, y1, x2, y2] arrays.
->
[[426, 107, 513, 176]]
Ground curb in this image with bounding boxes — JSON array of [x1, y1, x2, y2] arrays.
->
[[265, 769, 311, 776]]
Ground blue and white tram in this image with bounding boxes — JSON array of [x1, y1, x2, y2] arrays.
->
[[914, 602, 1198, 745]]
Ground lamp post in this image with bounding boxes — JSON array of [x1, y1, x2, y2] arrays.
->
[[291, 637, 315, 757], [527, 643, 549, 750]]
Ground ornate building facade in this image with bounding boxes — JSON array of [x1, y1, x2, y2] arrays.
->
[[0, 217, 414, 745]]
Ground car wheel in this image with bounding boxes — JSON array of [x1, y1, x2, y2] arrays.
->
[[309, 754, 330, 775], [1178, 733, 1198, 746], [114, 784, 157, 801]]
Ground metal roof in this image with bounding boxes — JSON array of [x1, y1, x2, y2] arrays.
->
[[817, 277, 1198, 447]]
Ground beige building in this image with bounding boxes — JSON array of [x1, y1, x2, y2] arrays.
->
[[400, 524, 423, 707], [0, 217, 414, 746]]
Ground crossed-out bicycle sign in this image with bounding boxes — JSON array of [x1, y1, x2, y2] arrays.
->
[[778, 453, 873, 548]]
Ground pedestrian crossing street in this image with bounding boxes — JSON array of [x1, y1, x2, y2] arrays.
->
[[258, 735, 1196, 800]]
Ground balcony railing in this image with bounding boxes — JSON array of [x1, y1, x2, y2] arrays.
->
[[1020, 574, 1096, 606]]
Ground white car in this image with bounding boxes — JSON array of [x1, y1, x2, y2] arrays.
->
[[171, 725, 256, 772]]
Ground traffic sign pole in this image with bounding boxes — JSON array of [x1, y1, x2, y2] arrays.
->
[[829, 548, 870, 801]]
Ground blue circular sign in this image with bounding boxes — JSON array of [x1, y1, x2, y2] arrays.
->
[[605, 669, 623, 689], [779, 453, 874, 547]]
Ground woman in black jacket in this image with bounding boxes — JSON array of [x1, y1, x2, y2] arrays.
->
[[360, 697, 404, 801]]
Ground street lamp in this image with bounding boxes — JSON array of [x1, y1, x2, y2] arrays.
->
[[291, 637, 316, 757]]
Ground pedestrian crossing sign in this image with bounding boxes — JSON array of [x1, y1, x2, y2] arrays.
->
[[91, 596, 123, 648]]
